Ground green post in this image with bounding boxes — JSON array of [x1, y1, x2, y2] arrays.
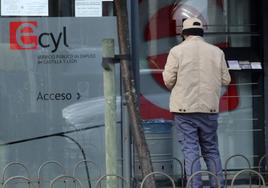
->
[[102, 39, 118, 188]]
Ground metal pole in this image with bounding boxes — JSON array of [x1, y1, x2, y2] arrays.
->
[[102, 39, 118, 188]]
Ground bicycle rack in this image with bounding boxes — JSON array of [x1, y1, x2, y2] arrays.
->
[[191, 155, 217, 175], [94, 174, 128, 188], [140, 171, 176, 188], [186, 170, 221, 188], [1, 162, 30, 185], [224, 154, 251, 187], [258, 154, 268, 186], [2, 176, 32, 188], [230, 169, 266, 188], [172, 157, 184, 188], [73, 160, 101, 178], [37, 161, 66, 188], [49, 175, 83, 188], [73, 160, 101, 188], [131, 177, 140, 188]]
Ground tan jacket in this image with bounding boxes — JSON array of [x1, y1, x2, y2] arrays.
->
[[163, 36, 231, 113]]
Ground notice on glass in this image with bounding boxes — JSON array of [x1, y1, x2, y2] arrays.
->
[[251, 62, 262, 69], [1, 0, 48, 16], [239, 61, 251, 69], [227, 60, 241, 70], [75, 0, 102, 17]]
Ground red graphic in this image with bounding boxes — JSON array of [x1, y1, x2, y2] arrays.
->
[[10, 21, 38, 50], [216, 0, 225, 10], [147, 54, 169, 90], [139, 2, 239, 120], [219, 78, 240, 112], [144, 5, 177, 41], [144, 4, 207, 41], [140, 95, 173, 120]]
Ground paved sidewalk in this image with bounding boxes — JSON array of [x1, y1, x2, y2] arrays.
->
[[149, 186, 268, 188]]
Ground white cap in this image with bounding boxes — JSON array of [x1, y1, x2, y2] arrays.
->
[[182, 17, 203, 31]]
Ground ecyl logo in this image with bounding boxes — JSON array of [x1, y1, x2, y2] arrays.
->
[[10, 21, 69, 53]]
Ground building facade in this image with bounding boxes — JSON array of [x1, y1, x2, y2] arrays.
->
[[0, 0, 267, 187]]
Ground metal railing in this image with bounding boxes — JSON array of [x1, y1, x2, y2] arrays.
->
[[258, 154, 268, 187], [37, 160, 66, 188], [140, 171, 176, 188], [94, 174, 128, 188], [224, 154, 252, 187], [2, 176, 32, 188], [186, 170, 221, 188], [1, 162, 31, 186], [0, 154, 266, 188], [49, 175, 83, 188], [230, 169, 266, 188]]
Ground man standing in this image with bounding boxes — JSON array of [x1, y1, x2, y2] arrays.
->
[[163, 17, 231, 187]]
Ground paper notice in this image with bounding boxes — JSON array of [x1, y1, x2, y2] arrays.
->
[[227, 60, 241, 70], [251, 62, 262, 69], [75, 0, 102, 17], [239, 61, 251, 69], [1, 0, 48, 16]]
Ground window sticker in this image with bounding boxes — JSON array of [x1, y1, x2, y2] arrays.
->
[[75, 0, 102, 17], [1, 0, 48, 16]]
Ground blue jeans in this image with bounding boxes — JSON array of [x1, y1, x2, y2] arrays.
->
[[174, 113, 224, 188]]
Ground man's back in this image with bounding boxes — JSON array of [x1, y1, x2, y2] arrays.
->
[[164, 17, 231, 188], [163, 36, 230, 113]]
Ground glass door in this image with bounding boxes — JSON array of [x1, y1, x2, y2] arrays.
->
[[135, 0, 264, 178]]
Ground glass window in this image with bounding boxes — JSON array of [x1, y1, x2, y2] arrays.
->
[[0, 1, 120, 187], [137, 0, 263, 174]]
